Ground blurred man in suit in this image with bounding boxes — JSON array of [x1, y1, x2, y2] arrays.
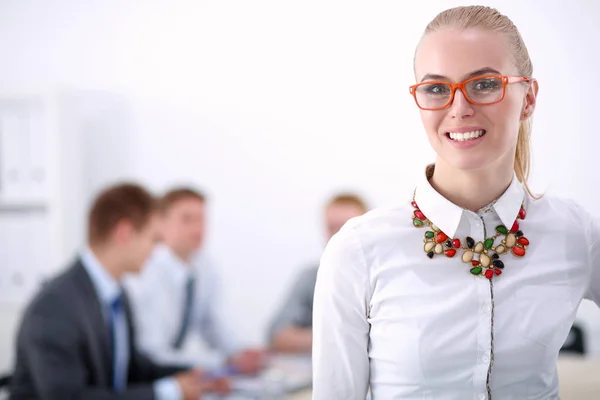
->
[[9, 183, 219, 400], [125, 187, 265, 377], [267, 193, 369, 353]]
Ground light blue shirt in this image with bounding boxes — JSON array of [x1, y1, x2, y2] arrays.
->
[[124, 245, 242, 370], [81, 248, 182, 400]]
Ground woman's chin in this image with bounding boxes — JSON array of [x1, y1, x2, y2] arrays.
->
[[439, 155, 497, 173]]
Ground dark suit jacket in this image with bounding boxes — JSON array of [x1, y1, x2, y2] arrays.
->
[[9, 259, 186, 400]]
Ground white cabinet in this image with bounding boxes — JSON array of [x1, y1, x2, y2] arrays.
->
[[0, 89, 133, 372], [0, 99, 50, 207], [0, 94, 59, 310], [0, 90, 132, 298]]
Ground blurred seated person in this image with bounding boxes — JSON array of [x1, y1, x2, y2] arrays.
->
[[125, 187, 265, 377], [9, 183, 218, 400], [267, 193, 369, 353]]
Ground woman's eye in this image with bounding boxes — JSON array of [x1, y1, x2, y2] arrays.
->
[[424, 84, 450, 95], [472, 78, 501, 91]]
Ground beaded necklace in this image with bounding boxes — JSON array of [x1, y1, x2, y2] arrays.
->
[[411, 194, 529, 279]]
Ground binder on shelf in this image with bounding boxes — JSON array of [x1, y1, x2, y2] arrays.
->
[[0, 100, 50, 207]]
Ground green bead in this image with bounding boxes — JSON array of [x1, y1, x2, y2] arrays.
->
[[413, 218, 423, 227], [470, 266, 482, 275], [425, 231, 434, 238], [484, 238, 494, 249], [496, 225, 508, 235]]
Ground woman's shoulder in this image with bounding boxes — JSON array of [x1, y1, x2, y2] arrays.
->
[[333, 200, 416, 253], [527, 194, 599, 244], [528, 193, 594, 223], [319, 202, 415, 279], [346, 200, 414, 231]]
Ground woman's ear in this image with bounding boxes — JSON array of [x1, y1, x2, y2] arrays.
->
[[521, 79, 539, 120]]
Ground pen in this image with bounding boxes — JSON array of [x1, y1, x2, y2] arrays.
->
[[206, 364, 239, 380]]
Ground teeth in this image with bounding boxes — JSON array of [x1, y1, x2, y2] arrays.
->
[[448, 130, 485, 141]]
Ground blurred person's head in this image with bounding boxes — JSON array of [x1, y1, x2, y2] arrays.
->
[[324, 193, 369, 240], [159, 187, 207, 261], [411, 5, 538, 195], [88, 183, 160, 276]]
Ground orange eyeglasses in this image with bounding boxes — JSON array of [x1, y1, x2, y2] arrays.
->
[[409, 75, 534, 111]]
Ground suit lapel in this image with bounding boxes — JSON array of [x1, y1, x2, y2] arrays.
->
[[121, 293, 135, 350], [121, 292, 140, 382], [71, 260, 113, 385]]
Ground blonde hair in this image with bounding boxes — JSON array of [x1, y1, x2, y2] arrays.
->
[[422, 6, 538, 198]]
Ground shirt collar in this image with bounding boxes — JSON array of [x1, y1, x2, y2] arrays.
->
[[492, 174, 526, 231], [80, 247, 122, 306], [414, 167, 525, 239]]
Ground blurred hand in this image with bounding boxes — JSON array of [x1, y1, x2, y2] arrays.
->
[[174, 369, 207, 400], [209, 377, 232, 395], [229, 348, 268, 375]]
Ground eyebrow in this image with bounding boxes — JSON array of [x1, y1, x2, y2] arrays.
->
[[420, 67, 502, 82]]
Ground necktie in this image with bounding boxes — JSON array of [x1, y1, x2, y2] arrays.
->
[[110, 293, 127, 391], [172, 275, 196, 349]]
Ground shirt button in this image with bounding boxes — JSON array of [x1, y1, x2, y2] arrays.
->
[[482, 355, 490, 363], [478, 394, 486, 400], [482, 305, 491, 313]]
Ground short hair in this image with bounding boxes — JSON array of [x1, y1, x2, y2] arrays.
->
[[88, 183, 157, 245], [326, 193, 369, 214], [159, 187, 206, 213]]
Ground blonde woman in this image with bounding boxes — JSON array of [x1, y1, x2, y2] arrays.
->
[[312, 5, 599, 399]]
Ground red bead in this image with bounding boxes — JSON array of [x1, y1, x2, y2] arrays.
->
[[436, 232, 448, 244], [510, 220, 519, 233], [512, 246, 526, 257], [414, 210, 426, 221], [495, 268, 502, 275], [517, 237, 529, 246], [411, 201, 418, 208], [445, 249, 457, 258], [485, 269, 494, 279], [452, 238, 461, 248], [472, 260, 480, 267], [518, 207, 526, 220]]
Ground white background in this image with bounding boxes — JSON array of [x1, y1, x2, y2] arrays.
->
[[0, 0, 599, 367]]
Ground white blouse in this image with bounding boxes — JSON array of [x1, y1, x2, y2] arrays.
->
[[312, 173, 600, 400]]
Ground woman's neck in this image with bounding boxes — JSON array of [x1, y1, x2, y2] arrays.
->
[[428, 159, 515, 212]]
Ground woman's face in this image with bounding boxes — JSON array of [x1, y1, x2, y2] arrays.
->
[[413, 28, 537, 173]]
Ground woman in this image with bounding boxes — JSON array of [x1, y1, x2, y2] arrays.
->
[[311, 5, 599, 400]]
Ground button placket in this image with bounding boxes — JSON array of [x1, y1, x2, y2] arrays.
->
[[471, 212, 492, 397]]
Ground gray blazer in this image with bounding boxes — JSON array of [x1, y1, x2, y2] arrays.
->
[[267, 266, 318, 342], [9, 259, 185, 400]]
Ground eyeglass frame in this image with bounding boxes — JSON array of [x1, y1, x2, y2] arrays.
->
[[408, 75, 535, 111]]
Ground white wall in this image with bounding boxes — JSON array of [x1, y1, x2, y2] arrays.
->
[[1, 0, 599, 355]]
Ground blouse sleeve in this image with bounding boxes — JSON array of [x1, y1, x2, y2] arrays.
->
[[584, 213, 600, 307], [311, 224, 371, 399]]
